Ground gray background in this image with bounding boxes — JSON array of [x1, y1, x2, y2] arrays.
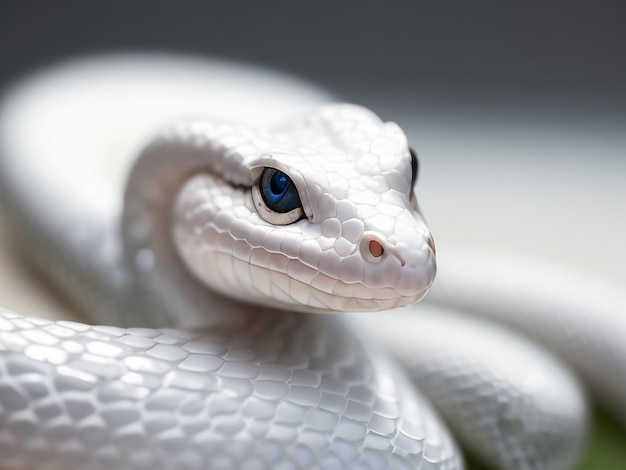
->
[[1, 1, 625, 121]]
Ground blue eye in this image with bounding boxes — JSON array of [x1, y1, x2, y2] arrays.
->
[[260, 168, 303, 214]]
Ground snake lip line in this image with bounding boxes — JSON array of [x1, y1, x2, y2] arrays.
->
[[220, 245, 434, 297]]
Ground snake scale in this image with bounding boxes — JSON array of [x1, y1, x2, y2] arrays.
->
[[0, 54, 623, 470]]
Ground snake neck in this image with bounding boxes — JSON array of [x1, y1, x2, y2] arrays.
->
[[122, 122, 261, 329]]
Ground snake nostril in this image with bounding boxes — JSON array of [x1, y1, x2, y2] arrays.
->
[[369, 240, 384, 258]]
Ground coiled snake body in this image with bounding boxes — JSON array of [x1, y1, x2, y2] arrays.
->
[[0, 55, 623, 470]]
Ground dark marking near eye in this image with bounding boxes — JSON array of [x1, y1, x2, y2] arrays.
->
[[409, 148, 419, 188]]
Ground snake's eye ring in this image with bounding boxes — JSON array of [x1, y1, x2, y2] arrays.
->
[[252, 167, 304, 225]]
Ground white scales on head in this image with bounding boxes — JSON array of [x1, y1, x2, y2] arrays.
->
[[171, 105, 436, 313]]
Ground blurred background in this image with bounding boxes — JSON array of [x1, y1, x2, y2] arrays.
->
[[2, 2, 625, 121], [1, 2, 624, 468], [2, 1, 624, 283]]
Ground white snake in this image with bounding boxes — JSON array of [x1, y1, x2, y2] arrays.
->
[[0, 54, 624, 470]]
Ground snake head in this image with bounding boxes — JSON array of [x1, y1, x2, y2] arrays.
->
[[173, 104, 436, 313]]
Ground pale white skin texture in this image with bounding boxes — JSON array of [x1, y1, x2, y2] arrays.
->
[[171, 109, 435, 313], [4, 54, 625, 470]]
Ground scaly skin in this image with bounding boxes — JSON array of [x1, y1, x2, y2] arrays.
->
[[0, 55, 591, 469]]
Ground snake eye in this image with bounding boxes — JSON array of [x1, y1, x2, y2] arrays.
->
[[261, 168, 301, 213], [252, 167, 304, 225], [409, 148, 419, 188]]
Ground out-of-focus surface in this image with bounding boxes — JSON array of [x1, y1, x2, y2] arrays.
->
[[403, 106, 626, 287], [0, 211, 79, 321], [0, 2, 624, 469]]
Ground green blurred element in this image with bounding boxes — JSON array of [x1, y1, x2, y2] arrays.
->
[[579, 408, 626, 470], [466, 408, 626, 470]]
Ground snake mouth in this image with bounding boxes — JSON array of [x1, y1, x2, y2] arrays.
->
[[240, 250, 435, 313], [245, 265, 431, 313]]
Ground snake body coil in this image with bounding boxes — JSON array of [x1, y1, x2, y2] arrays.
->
[[2, 55, 622, 470]]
